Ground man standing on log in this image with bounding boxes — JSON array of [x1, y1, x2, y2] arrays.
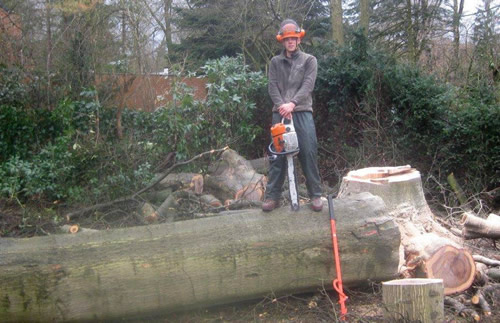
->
[[262, 19, 323, 212]]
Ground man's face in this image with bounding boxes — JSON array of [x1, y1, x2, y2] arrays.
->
[[283, 37, 300, 53]]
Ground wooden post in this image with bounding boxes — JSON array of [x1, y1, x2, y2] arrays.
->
[[383, 278, 444, 323]]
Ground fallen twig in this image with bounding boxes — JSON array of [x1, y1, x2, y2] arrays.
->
[[473, 254, 500, 267], [444, 296, 480, 321]]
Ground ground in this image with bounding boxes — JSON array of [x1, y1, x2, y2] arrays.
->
[[160, 283, 500, 322]]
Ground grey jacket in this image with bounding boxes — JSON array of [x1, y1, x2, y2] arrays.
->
[[268, 49, 317, 113]]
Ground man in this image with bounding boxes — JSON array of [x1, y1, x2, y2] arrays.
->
[[262, 18, 323, 212]]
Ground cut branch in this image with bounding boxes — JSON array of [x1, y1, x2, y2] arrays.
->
[[64, 147, 228, 220], [461, 212, 500, 240], [473, 255, 500, 267], [444, 296, 480, 321]]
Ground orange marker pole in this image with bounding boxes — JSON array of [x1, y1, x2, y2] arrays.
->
[[328, 194, 348, 320]]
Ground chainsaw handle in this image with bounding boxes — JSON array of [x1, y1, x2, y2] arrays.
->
[[268, 142, 299, 156], [281, 116, 293, 125], [327, 194, 335, 221]]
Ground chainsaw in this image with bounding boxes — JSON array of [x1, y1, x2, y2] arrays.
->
[[269, 118, 300, 211]]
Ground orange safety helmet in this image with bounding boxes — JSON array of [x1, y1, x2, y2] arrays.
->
[[276, 19, 305, 42]]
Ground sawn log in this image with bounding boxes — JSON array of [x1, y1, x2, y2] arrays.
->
[[0, 193, 400, 322]]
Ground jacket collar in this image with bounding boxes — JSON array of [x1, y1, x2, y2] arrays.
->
[[279, 49, 301, 60]]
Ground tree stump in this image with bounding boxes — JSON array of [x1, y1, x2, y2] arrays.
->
[[339, 166, 475, 295], [382, 278, 444, 323]]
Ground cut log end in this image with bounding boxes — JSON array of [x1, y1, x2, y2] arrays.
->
[[425, 245, 476, 295]]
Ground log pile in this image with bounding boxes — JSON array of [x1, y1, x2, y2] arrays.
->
[[138, 149, 267, 223]]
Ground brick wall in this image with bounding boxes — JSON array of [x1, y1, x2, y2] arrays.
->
[[0, 7, 22, 65], [96, 74, 207, 112]]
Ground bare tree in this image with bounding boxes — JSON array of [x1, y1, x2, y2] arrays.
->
[[452, 0, 464, 63], [330, 0, 344, 45], [359, 0, 370, 36], [371, 0, 447, 62]]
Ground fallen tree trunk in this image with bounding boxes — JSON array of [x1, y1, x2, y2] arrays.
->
[[0, 193, 399, 322]]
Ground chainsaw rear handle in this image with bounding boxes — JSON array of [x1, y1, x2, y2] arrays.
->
[[280, 116, 293, 125], [268, 142, 299, 155]]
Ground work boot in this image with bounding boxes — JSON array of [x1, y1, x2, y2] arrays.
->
[[311, 197, 323, 212], [262, 199, 279, 212]]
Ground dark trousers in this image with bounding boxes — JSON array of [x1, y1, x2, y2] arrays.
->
[[265, 111, 322, 200]]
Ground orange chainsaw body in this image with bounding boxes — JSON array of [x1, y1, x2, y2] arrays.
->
[[271, 122, 286, 153]]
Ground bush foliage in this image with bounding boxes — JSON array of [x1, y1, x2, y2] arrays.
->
[[313, 35, 499, 203], [0, 46, 498, 209], [0, 56, 266, 203]]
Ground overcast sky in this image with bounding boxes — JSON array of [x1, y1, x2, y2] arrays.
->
[[463, 0, 500, 14]]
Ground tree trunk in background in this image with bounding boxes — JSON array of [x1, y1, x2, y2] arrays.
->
[[0, 193, 400, 321], [45, 0, 53, 108], [164, 0, 173, 53], [330, 0, 344, 45], [452, 0, 465, 64], [359, 0, 370, 37], [405, 0, 417, 62]]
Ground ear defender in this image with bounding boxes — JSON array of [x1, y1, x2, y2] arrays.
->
[[276, 27, 306, 42]]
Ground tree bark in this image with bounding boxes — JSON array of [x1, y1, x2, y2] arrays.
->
[[359, 0, 370, 36], [382, 278, 444, 323], [330, 0, 344, 45], [0, 193, 399, 321]]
